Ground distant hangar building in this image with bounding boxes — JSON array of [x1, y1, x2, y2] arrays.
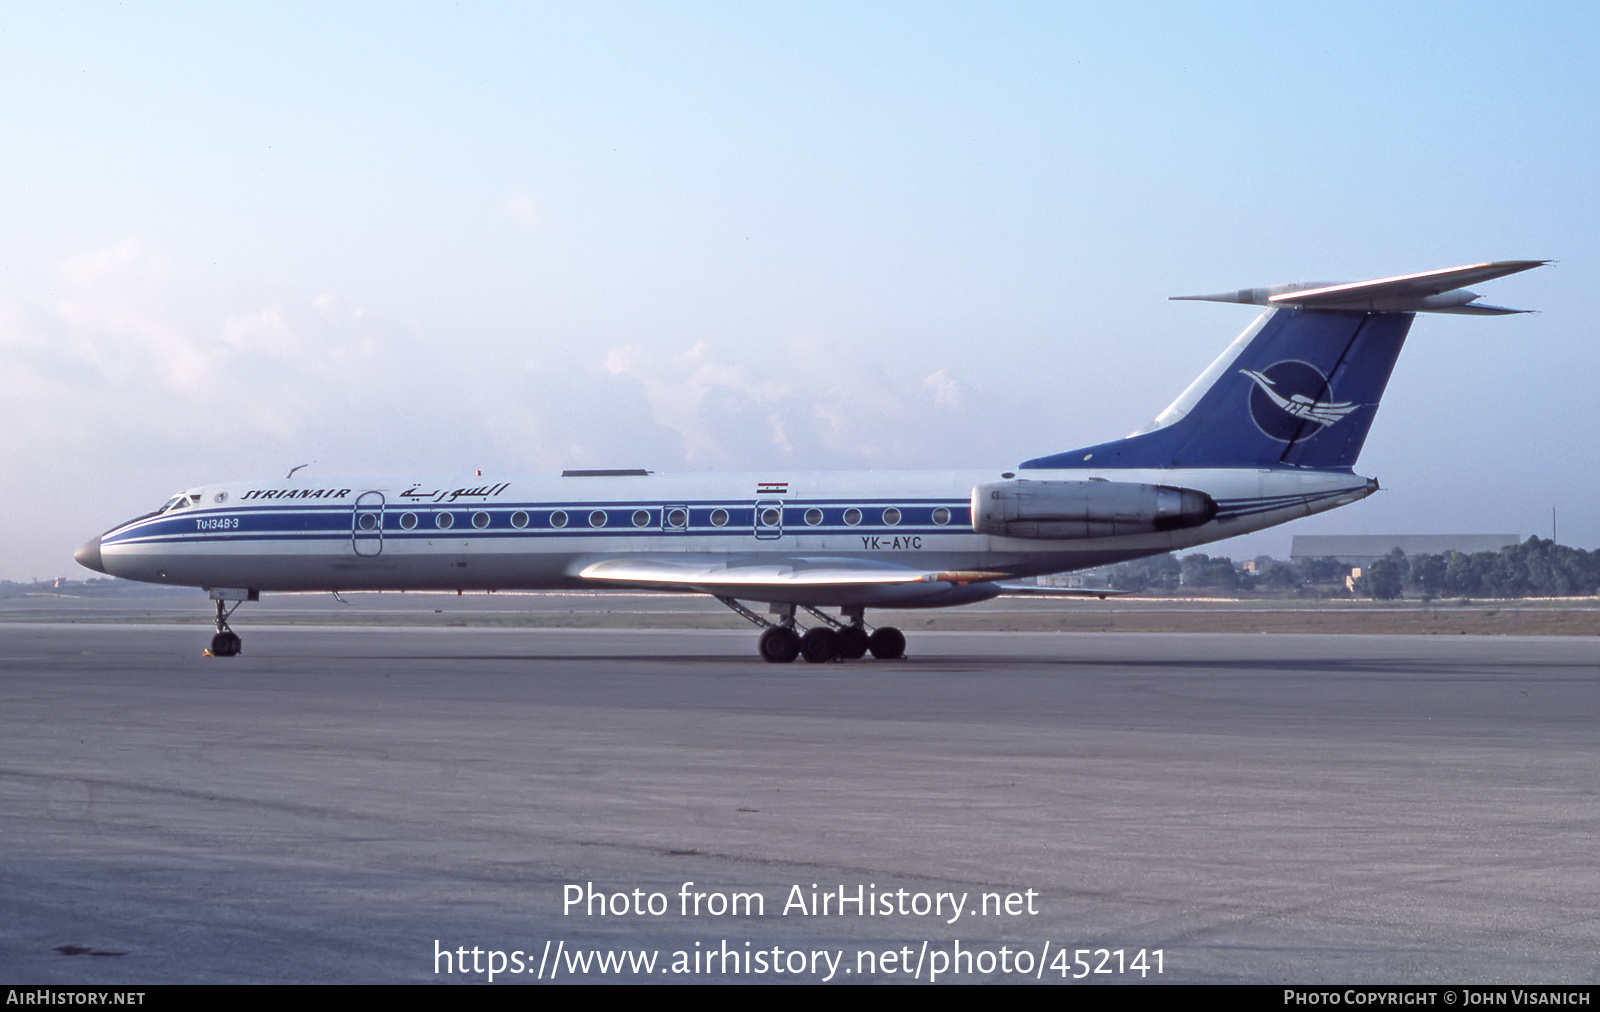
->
[[1289, 534, 1521, 567]]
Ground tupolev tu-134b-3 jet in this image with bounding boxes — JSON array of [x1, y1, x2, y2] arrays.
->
[[75, 260, 1545, 662]]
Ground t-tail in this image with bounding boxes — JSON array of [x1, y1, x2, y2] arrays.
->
[[1022, 260, 1546, 472]]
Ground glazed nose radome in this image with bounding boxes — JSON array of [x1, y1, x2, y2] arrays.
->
[[74, 537, 106, 574]]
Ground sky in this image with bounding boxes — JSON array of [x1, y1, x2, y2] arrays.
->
[[1, 2, 1594, 579]]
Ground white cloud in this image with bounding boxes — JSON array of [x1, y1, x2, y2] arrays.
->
[[923, 368, 963, 409], [50, 241, 209, 389], [597, 335, 974, 467], [505, 193, 540, 227], [223, 308, 300, 357], [602, 340, 790, 464]]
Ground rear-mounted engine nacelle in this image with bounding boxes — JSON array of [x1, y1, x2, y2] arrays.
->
[[971, 479, 1218, 540]]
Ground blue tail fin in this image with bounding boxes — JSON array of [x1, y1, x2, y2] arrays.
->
[[1021, 308, 1414, 471]]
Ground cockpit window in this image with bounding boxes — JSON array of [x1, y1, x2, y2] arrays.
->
[[159, 496, 187, 513]]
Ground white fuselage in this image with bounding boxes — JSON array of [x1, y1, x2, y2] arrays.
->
[[88, 466, 1374, 605]]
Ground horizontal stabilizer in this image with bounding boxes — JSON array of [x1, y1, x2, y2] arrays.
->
[[1172, 260, 1547, 314]]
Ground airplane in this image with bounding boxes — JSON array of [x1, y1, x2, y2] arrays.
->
[[73, 260, 1545, 662]]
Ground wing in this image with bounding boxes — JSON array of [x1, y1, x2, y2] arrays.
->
[[578, 555, 1128, 606], [577, 555, 1008, 593]]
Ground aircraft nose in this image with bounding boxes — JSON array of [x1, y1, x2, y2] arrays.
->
[[74, 536, 106, 574]]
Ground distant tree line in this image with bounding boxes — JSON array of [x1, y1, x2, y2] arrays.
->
[[1102, 552, 1334, 594], [1101, 538, 1600, 599], [1358, 538, 1600, 600]]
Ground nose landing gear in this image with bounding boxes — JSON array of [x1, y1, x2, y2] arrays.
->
[[204, 588, 257, 657]]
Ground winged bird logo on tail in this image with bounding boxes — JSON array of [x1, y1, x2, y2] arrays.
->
[[1239, 367, 1359, 429]]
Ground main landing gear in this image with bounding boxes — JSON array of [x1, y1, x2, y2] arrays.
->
[[718, 598, 906, 664], [204, 588, 257, 657]]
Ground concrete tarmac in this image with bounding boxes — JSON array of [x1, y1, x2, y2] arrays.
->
[[2, 623, 1597, 984]]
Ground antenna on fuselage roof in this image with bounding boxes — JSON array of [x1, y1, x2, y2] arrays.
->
[[285, 462, 312, 479]]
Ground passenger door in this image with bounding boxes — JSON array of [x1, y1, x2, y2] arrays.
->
[[352, 491, 385, 556]]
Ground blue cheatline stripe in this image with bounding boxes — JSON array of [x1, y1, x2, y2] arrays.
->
[[136, 496, 968, 515], [106, 499, 973, 544], [1212, 489, 1355, 519], [108, 525, 979, 548], [163, 496, 968, 512]]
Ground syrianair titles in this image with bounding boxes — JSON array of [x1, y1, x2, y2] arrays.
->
[[75, 260, 1545, 662]]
